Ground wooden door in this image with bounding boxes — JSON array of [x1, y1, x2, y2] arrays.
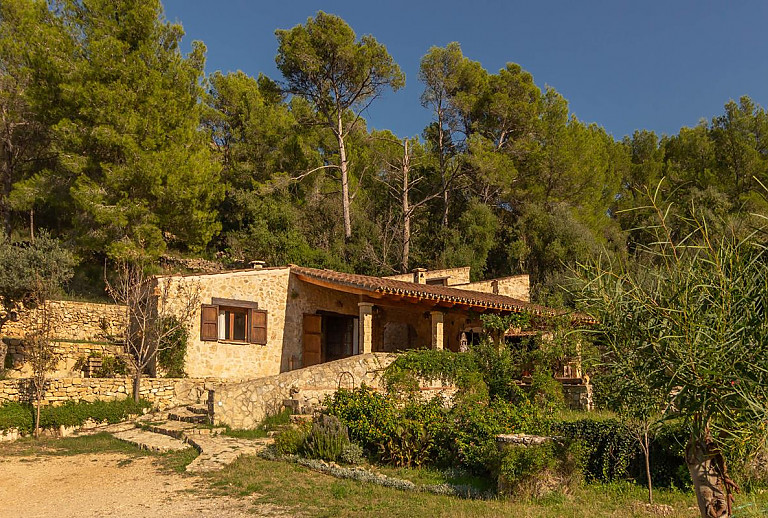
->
[[302, 314, 323, 367]]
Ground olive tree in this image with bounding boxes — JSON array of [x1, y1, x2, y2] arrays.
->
[[575, 187, 768, 517]]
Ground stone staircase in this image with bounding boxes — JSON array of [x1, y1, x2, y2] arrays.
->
[[108, 403, 272, 472]]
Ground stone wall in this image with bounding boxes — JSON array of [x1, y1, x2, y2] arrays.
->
[[0, 377, 210, 409], [384, 267, 471, 285], [3, 340, 126, 379], [453, 275, 530, 302], [210, 353, 396, 429], [3, 300, 127, 342], [562, 382, 593, 411]]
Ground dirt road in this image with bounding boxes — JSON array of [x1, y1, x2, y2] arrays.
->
[[0, 453, 292, 518]]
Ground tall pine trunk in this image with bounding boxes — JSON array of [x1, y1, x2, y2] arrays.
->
[[686, 436, 736, 518], [402, 138, 410, 273], [337, 114, 352, 239]]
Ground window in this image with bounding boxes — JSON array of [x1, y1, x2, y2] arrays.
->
[[200, 301, 268, 345], [219, 307, 248, 341]]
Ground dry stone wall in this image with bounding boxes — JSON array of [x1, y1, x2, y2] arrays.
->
[[3, 300, 127, 342], [210, 353, 396, 429], [3, 340, 127, 379], [0, 377, 211, 409]]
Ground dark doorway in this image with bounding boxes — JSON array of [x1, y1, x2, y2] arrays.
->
[[324, 315, 356, 361]]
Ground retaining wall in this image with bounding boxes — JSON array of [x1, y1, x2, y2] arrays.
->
[[209, 353, 396, 429], [0, 377, 211, 409], [3, 300, 127, 342]]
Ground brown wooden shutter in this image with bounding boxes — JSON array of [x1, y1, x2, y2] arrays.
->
[[302, 314, 323, 367], [249, 309, 268, 345], [200, 304, 219, 341]]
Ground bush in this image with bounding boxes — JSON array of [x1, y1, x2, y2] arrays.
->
[[548, 415, 688, 488], [528, 365, 565, 413], [304, 414, 351, 462], [340, 442, 364, 465], [94, 355, 128, 377], [0, 398, 151, 434], [274, 423, 309, 455], [497, 439, 585, 498], [157, 316, 188, 378], [0, 402, 34, 432]]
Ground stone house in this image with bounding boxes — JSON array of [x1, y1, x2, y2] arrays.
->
[[157, 264, 584, 380]]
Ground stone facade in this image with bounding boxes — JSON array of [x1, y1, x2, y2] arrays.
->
[[453, 275, 530, 302], [0, 377, 210, 409], [384, 266, 471, 285], [3, 300, 127, 342], [209, 353, 395, 429]]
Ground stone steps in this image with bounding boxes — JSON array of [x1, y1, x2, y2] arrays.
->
[[185, 434, 273, 473], [186, 404, 210, 415], [111, 427, 192, 453], [168, 407, 210, 425]]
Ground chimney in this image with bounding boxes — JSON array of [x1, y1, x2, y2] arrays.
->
[[249, 260, 265, 270], [413, 268, 427, 284]]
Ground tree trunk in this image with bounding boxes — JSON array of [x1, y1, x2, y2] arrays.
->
[[34, 381, 42, 439], [402, 138, 410, 273], [1, 150, 12, 237], [132, 370, 142, 403], [337, 115, 352, 239], [642, 431, 653, 504], [686, 437, 736, 518]]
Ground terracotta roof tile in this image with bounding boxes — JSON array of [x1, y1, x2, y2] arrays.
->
[[290, 265, 595, 324]]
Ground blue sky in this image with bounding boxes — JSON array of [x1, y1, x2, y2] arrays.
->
[[162, 0, 768, 141]]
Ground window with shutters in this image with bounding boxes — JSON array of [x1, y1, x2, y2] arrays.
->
[[200, 301, 268, 345]]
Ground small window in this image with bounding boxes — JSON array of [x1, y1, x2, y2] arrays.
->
[[219, 307, 249, 342], [426, 277, 449, 286], [201, 302, 268, 345]]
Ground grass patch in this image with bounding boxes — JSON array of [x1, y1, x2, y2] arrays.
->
[[223, 427, 268, 439], [0, 432, 199, 472], [375, 465, 494, 492], [223, 407, 292, 439], [205, 454, 768, 518]]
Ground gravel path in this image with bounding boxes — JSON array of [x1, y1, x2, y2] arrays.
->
[[0, 453, 293, 518]]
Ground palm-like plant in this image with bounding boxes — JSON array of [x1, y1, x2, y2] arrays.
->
[[575, 183, 768, 518]]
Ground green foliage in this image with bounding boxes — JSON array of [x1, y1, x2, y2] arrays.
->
[[93, 354, 128, 378], [274, 423, 309, 455], [340, 442, 364, 465], [548, 415, 688, 488], [529, 365, 565, 413], [304, 414, 352, 462], [157, 316, 188, 378], [0, 398, 150, 434], [497, 440, 585, 497]]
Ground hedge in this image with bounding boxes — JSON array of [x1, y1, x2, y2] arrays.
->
[[0, 398, 151, 434]]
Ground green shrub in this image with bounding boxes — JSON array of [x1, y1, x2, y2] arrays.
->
[[94, 355, 128, 377], [0, 398, 150, 434], [547, 415, 687, 488], [259, 407, 292, 431], [497, 439, 585, 498], [0, 402, 34, 432], [304, 414, 351, 462], [157, 316, 188, 378], [275, 424, 308, 455], [528, 365, 565, 412], [274, 423, 309, 455], [340, 442, 364, 465]]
